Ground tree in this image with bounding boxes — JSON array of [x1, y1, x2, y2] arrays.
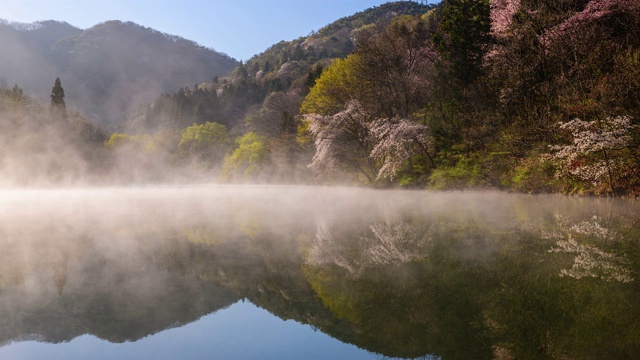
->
[[305, 64, 324, 90], [354, 15, 437, 118], [549, 115, 640, 195], [370, 117, 435, 182], [489, 0, 520, 36], [300, 55, 369, 116], [177, 122, 230, 166], [50, 77, 66, 111], [302, 16, 437, 120], [305, 100, 379, 184], [433, 0, 491, 85], [221, 132, 270, 181]]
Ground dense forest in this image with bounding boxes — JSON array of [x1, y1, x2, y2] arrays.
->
[[1, 0, 639, 195]]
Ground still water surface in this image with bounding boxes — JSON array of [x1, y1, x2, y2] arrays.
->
[[0, 186, 637, 359]]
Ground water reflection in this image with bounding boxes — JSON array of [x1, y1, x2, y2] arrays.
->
[[0, 187, 637, 359]]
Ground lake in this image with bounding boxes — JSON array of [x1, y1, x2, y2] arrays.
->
[[0, 186, 638, 359]]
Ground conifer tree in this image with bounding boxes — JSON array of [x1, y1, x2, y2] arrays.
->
[[50, 77, 66, 111], [433, 0, 491, 84]]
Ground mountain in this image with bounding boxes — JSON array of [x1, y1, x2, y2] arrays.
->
[[0, 19, 239, 128], [124, 1, 433, 133]]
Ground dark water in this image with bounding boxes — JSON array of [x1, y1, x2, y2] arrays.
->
[[0, 186, 638, 359]]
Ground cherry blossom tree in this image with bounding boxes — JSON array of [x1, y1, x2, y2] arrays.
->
[[370, 117, 435, 181], [490, 0, 520, 36], [305, 100, 379, 184], [544, 0, 639, 40], [538, 0, 640, 84], [306, 99, 436, 185], [549, 115, 639, 194]]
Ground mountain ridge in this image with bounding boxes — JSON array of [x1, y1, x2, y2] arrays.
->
[[124, 1, 434, 133], [0, 18, 239, 128]]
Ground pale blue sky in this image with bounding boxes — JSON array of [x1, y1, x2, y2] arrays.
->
[[0, 0, 435, 61]]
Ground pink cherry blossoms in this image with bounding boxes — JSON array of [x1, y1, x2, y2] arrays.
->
[[305, 100, 434, 184], [543, 0, 640, 45], [490, 0, 520, 36], [370, 116, 434, 181], [305, 100, 378, 183], [549, 115, 638, 192]]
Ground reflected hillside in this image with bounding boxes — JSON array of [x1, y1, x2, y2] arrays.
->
[[0, 187, 638, 358]]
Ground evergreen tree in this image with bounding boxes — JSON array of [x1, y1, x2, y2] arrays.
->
[[50, 77, 66, 110], [10, 84, 25, 104], [433, 0, 491, 85]]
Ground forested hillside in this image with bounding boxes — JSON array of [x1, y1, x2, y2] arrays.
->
[[0, 82, 106, 185], [115, 0, 640, 195], [300, 0, 640, 195], [119, 1, 434, 183], [125, 1, 432, 133], [0, 19, 238, 127], [1, 0, 638, 195]]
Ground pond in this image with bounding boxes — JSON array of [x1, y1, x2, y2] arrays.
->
[[0, 186, 638, 359]]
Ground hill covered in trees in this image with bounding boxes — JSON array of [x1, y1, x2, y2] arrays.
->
[[124, 1, 433, 134], [296, 0, 640, 195], [116, 0, 640, 196], [118, 1, 435, 184], [0, 19, 238, 128], [1, 0, 639, 196]]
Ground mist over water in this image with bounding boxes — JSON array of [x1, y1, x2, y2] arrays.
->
[[0, 1, 638, 357], [0, 185, 638, 359]]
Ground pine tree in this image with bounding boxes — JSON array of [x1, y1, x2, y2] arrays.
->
[[50, 77, 66, 111]]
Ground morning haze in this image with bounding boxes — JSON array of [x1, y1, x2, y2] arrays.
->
[[0, 186, 638, 358], [0, 0, 639, 359]]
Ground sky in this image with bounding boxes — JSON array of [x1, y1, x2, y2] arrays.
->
[[0, 0, 435, 61]]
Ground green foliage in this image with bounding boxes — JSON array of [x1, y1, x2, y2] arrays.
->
[[510, 154, 559, 193], [221, 132, 269, 181], [50, 77, 65, 105], [177, 122, 230, 165], [305, 64, 324, 89], [428, 156, 484, 190], [300, 55, 366, 116], [296, 119, 312, 145], [105, 133, 156, 152], [0, 84, 29, 111], [105, 133, 132, 148], [50, 77, 66, 117], [433, 0, 491, 84]]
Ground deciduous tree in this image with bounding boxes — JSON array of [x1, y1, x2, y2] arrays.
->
[[177, 122, 230, 165], [305, 100, 379, 184], [221, 132, 270, 181], [370, 117, 435, 181], [549, 115, 639, 195]]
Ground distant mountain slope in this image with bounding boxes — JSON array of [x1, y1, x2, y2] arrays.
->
[[0, 19, 239, 128], [126, 1, 433, 133], [244, 1, 432, 84]]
